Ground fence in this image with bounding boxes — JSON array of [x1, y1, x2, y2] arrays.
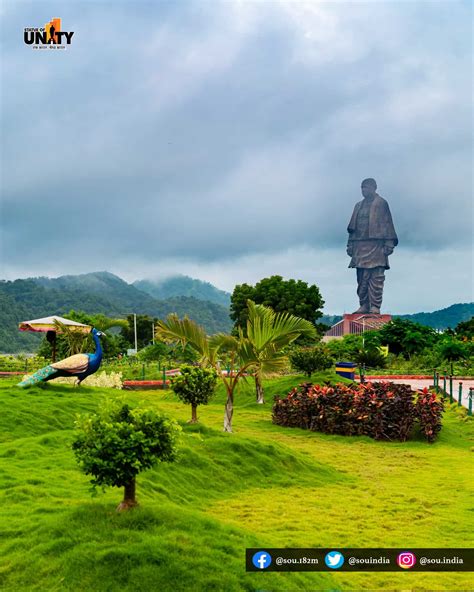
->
[[433, 368, 473, 415]]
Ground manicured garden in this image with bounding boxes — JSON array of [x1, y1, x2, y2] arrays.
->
[[1, 373, 473, 591]]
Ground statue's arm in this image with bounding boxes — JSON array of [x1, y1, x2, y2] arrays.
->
[[381, 199, 398, 248], [346, 233, 354, 256], [383, 239, 395, 256], [346, 203, 359, 256]]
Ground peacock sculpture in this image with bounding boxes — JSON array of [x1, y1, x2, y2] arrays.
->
[[18, 328, 104, 388]]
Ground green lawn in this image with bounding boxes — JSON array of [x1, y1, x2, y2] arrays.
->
[[0, 373, 473, 591]]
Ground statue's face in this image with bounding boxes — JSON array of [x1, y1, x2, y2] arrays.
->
[[361, 184, 376, 198]]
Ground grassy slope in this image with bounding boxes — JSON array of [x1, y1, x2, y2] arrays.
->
[[0, 373, 473, 592]]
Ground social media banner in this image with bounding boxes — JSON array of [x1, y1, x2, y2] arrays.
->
[[245, 548, 474, 571]]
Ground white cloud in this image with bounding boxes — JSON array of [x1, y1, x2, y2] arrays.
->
[[1, 0, 472, 313], [119, 244, 473, 314]]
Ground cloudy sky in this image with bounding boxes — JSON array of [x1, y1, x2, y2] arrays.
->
[[1, 0, 472, 314]]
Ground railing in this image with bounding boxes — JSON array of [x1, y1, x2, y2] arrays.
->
[[433, 368, 473, 415], [325, 314, 392, 337], [325, 320, 344, 337]]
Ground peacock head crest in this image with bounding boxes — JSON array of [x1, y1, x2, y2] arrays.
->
[[92, 328, 105, 337]]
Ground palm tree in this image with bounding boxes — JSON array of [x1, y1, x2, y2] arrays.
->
[[53, 317, 125, 357], [53, 320, 90, 356], [244, 300, 316, 404], [155, 300, 316, 432]]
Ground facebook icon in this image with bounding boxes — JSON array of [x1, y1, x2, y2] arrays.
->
[[252, 551, 272, 569]]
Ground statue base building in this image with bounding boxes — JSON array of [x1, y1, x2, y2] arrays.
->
[[323, 313, 392, 342]]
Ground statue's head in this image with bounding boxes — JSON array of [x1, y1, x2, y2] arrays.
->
[[361, 178, 377, 198]]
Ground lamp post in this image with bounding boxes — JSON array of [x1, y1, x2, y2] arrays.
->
[[120, 313, 138, 355], [133, 313, 138, 354]]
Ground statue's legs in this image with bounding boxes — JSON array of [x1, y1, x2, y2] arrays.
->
[[356, 267, 385, 314], [367, 267, 385, 313], [356, 268, 370, 313]]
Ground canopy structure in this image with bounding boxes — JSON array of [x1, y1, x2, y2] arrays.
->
[[19, 316, 91, 334], [19, 316, 91, 362]]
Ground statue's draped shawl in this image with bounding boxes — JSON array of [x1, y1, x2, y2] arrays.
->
[[347, 194, 398, 245]]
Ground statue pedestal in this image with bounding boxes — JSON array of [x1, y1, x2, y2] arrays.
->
[[323, 313, 392, 341]]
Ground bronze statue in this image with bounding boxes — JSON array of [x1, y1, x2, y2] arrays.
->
[[347, 178, 398, 314]]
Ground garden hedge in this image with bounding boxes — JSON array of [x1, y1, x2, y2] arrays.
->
[[272, 382, 443, 443]]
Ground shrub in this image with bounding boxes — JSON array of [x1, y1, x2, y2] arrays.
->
[[415, 388, 444, 443], [289, 346, 334, 377], [436, 339, 469, 362], [354, 347, 387, 369], [73, 402, 180, 511], [170, 365, 218, 423], [273, 381, 443, 443], [137, 343, 169, 362], [378, 318, 438, 358], [326, 334, 364, 359], [364, 382, 415, 440]]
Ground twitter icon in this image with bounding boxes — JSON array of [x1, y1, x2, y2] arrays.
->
[[325, 551, 345, 569]]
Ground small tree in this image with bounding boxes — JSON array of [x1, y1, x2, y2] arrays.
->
[[454, 317, 474, 339], [170, 365, 218, 423], [72, 402, 180, 511], [289, 346, 334, 377], [230, 275, 324, 335], [437, 339, 468, 362], [437, 338, 469, 375], [156, 301, 316, 431], [137, 342, 169, 362], [378, 318, 437, 358], [120, 314, 158, 350]]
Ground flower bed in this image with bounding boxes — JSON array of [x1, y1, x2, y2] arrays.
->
[[20, 371, 124, 389], [122, 380, 171, 390], [272, 382, 443, 443]]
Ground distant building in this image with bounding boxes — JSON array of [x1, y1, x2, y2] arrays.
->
[[323, 313, 392, 342]]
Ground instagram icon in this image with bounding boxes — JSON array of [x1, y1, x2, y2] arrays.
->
[[397, 552, 416, 569]]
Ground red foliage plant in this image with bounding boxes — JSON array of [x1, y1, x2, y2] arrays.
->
[[415, 387, 444, 443], [273, 382, 443, 443]]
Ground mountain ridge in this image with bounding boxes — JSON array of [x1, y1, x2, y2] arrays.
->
[[1, 271, 471, 352], [320, 302, 474, 330], [133, 275, 231, 307], [0, 272, 232, 353]]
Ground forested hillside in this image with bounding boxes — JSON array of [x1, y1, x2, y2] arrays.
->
[[0, 273, 232, 353], [397, 303, 474, 330], [2, 271, 471, 353], [134, 275, 230, 307]]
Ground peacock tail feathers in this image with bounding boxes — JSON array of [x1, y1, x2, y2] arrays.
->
[[17, 365, 58, 388]]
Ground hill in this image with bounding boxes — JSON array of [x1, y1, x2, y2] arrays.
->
[[320, 302, 474, 330], [33, 271, 167, 312], [134, 275, 231, 307], [0, 272, 232, 353], [397, 303, 474, 330], [0, 375, 472, 591], [2, 270, 471, 352]]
